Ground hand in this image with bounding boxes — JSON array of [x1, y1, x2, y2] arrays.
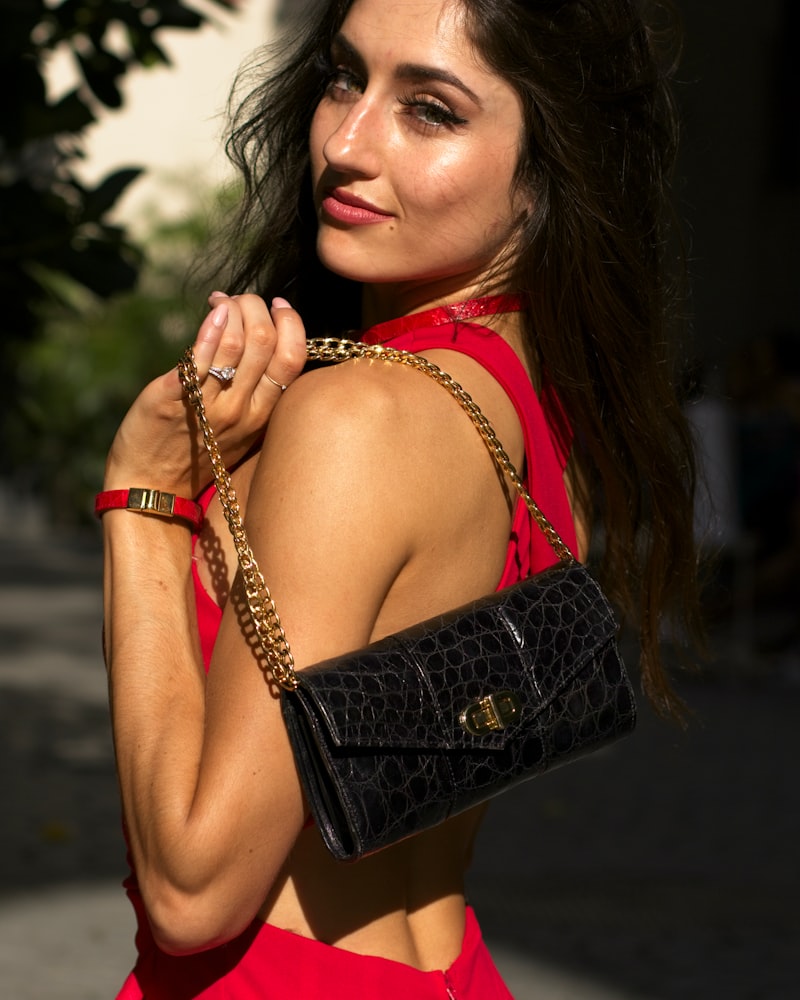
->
[[104, 293, 307, 496]]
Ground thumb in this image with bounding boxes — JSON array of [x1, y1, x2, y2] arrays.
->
[[269, 298, 307, 387]]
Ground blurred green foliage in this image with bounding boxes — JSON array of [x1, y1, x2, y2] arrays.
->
[[8, 185, 234, 523], [1, 0, 240, 511]]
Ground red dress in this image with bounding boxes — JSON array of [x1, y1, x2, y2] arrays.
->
[[116, 296, 577, 999]]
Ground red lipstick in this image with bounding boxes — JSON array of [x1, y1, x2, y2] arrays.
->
[[321, 188, 393, 225]]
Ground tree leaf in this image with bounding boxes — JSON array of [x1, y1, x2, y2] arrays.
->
[[76, 48, 126, 108], [149, 2, 204, 31], [82, 168, 144, 221]]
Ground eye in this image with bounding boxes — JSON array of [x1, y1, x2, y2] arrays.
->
[[325, 67, 364, 100], [398, 95, 468, 130]]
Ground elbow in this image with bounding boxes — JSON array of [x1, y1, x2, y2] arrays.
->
[[143, 876, 255, 956], [131, 819, 294, 954]]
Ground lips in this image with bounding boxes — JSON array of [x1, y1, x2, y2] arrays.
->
[[321, 188, 394, 225]]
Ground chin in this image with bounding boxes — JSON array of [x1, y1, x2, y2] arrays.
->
[[317, 248, 396, 285]]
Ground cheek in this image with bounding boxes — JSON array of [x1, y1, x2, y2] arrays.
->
[[406, 154, 517, 243], [404, 152, 486, 217]]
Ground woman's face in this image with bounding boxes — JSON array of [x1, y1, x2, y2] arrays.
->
[[309, 0, 526, 317]]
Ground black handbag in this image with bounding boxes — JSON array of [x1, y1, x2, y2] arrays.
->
[[179, 340, 636, 862]]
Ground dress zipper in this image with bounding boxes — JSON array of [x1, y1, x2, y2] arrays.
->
[[444, 972, 458, 999]]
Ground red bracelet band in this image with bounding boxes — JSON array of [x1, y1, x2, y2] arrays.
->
[[94, 488, 203, 531]]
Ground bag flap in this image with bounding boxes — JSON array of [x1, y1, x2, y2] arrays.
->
[[287, 562, 620, 751]]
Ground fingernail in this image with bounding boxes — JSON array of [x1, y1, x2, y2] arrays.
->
[[210, 303, 228, 328], [272, 297, 292, 309], [209, 290, 228, 299]]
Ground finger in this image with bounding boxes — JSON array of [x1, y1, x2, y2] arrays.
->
[[264, 298, 307, 392], [192, 301, 232, 375], [205, 297, 245, 380], [199, 299, 251, 397], [226, 294, 279, 390]]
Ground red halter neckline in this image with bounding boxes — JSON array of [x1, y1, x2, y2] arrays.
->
[[359, 294, 526, 345]]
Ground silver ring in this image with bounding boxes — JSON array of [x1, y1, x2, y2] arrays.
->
[[266, 373, 287, 392], [208, 365, 236, 385]]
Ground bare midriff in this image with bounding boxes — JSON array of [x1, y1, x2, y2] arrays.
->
[[257, 805, 486, 972]]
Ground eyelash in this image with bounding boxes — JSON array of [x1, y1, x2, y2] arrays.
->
[[325, 68, 362, 97], [398, 94, 468, 130], [324, 67, 468, 131]]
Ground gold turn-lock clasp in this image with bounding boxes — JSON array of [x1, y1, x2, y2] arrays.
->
[[459, 691, 522, 736], [126, 487, 176, 517]]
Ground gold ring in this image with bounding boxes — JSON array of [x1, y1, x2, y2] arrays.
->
[[266, 373, 287, 391]]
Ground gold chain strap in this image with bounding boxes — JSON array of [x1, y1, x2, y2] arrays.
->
[[178, 349, 298, 689], [178, 340, 575, 691]]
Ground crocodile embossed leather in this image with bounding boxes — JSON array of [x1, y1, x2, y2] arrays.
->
[[178, 340, 637, 862], [282, 561, 635, 860]]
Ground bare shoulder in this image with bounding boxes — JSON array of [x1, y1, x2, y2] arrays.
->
[[269, 353, 457, 432], [256, 355, 485, 494], [235, 357, 493, 660], [266, 346, 523, 462], [249, 347, 527, 541]]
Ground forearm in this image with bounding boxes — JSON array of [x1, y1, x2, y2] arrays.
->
[[103, 513, 207, 867], [99, 298, 309, 950]]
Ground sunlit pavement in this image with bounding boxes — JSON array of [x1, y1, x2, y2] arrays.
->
[[0, 884, 134, 1000], [1, 503, 798, 999]]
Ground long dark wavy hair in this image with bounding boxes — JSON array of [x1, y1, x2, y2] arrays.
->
[[213, 0, 702, 718]]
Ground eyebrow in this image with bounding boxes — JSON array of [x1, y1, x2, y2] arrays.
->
[[395, 63, 482, 107], [330, 33, 483, 108]]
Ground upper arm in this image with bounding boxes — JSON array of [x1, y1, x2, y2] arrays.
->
[[176, 353, 520, 941], [239, 361, 421, 664], [186, 363, 427, 924]]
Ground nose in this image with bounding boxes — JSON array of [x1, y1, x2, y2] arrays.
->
[[320, 98, 382, 178]]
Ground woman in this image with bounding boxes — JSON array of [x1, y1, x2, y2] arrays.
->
[[100, 0, 700, 996]]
